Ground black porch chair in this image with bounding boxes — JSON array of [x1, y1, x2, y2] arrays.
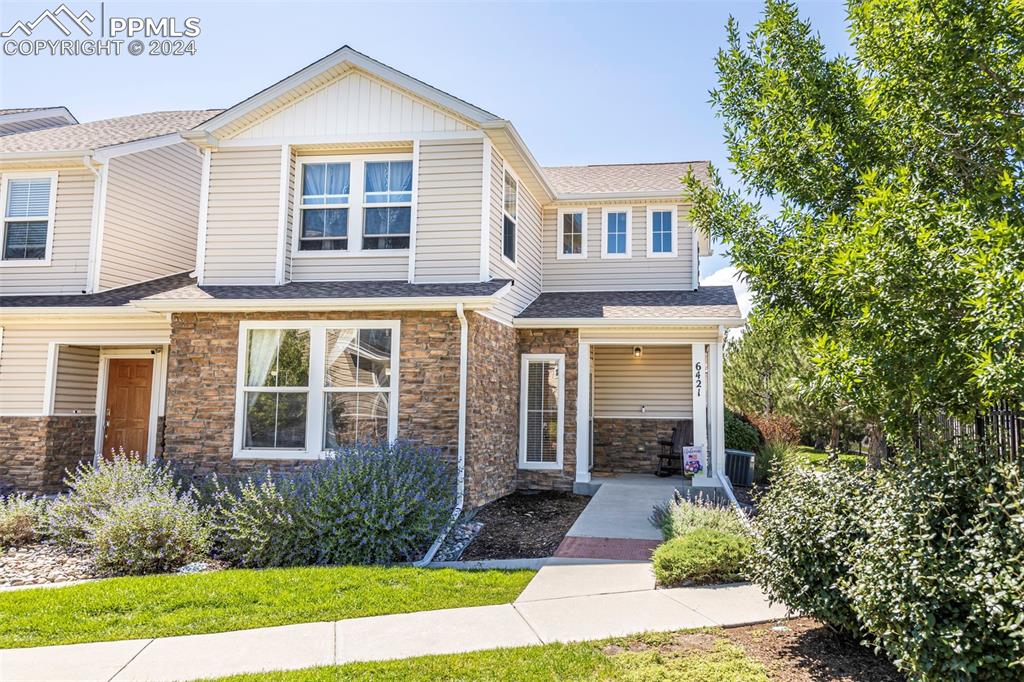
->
[[656, 420, 693, 477]]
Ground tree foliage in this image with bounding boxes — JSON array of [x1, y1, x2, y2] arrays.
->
[[688, 0, 1024, 437]]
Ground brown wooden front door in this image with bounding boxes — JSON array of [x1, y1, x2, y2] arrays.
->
[[102, 358, 153, 461]]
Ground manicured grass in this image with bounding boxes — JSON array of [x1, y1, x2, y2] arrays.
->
[[0, 565, 534, 649], [206, 630, 770, 681], [791, 445, 867, 471]]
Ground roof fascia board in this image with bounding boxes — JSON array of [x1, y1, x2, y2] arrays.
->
[[132, 294, 502, 313], [512, 316, 746, 328], [194, 47, 498, 139], [550, 189, 689, 203], [481, 120, 555, 202], [0, 307, 157, 319], [0, 149, 87, 165], [0, 107, 77, 125], [214, 130, 484, 149], [92, 133, 183, 162]]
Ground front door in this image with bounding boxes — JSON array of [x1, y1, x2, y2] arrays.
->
[[102, 358, 153, 461]]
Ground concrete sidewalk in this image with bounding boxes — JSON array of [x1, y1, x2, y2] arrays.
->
[[0, 576, 787, 682]]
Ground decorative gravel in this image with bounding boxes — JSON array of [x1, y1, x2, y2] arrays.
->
[[433, 520, 484, 562], [0, 542, 98, 587]]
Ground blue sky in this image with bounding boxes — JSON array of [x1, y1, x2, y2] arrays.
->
[[0, 1, 851, 289]]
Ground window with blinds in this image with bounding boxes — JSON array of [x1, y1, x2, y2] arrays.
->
[[519, 354, 565, 468], [2, 174, 54, 261]]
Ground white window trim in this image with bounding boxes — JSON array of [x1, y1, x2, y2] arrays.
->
[[291, 153, 413, 260], [233, 320, 401, 460], [501, 163, 518, 268], [0, 170, 58, 266], [556, 207, 588, 260], [518, 353, 565, 470], [601, 206, 633, 259], [646, 205, 678, 258]]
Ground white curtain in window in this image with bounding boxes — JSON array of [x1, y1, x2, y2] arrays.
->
[[326, 164, 349, 197], [390, 161, 412, 192], [365, 162, 389, 193], [324, 329, 358, 386], [246, 329, 282, 387], [302, 164, 324, 199]]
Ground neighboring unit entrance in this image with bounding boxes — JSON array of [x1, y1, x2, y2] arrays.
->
[[101, 358, 153, 460]]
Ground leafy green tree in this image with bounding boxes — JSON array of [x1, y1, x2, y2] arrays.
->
[[688, 0, 1024, 442]]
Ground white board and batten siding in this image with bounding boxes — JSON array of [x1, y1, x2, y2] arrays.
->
[[0, 317, 171, 415], [98, 142, 202, 290], [53, 345, 100, 415], [593, 345, 693, 419], [488, 149, 543, 322], [0, 168, 94, 295], [414, 138, 483, 283], [201, 147, 281, 285], [542, 205, 694, 292], [231, 71, 473, 141]]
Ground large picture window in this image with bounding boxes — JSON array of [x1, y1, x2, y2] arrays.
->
[[235, 321, 400, 459], [518, 354, 565, 469], [2, 172, 56, 263]]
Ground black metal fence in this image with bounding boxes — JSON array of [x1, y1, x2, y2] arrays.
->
[[920, 397, 1022, 460]]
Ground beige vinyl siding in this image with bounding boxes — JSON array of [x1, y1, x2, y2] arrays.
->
[[414, 138, 482, 282], [53, 345, 99, 414], [0, 315, 171, 414], [542, 205, 694, 291], [98, 142, 202, 290], [233, 70, 473, 140], [0, 167, 93, 295], [202, 147, 281, 285], [283, 149, 295, 279], [593, 345, 692, 419], [488, 150, 543, 322]]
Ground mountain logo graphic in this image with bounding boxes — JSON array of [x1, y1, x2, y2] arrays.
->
[[2, 4, 95, 38]]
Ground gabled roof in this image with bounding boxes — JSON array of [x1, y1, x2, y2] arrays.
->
[[515, 287, 743, 327], [0, 110, 222, 154], [190, 45, 500, 140], [543, 161, 709, 197]]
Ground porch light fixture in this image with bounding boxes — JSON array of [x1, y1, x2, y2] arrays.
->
[[633, 346, 643, 358]]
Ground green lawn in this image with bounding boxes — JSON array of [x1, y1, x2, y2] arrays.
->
[[790, 445, 867, 471], [206, 630, 770, 682], [0, 566, 534, 649]]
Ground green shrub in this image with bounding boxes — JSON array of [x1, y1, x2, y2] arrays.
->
[[846, 448, 1024, 681], [724, 409, 760, 451], [747, 464, 870, 637], [209, 471, 307, 568], [0, 494, 47, 547], [653, 529, 751, 586], [48, 451, 183, 548], [92, 492, 210, 575], [753, 440, 793, 484], [651, 490, 747, 540]]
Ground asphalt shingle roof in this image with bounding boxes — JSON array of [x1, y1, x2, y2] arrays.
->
[[0, 272, 195, 307], [145, 279, 512, 301], [0, 110, 223, 154], [516, 287, 741, 321], [541, 161, 709, 195]]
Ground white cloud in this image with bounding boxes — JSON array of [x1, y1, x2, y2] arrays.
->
[[700, 265, 754, 318]]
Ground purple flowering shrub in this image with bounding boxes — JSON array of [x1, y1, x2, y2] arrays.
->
[[0, 493, 47, 547], [91, 493, 210, 576], [208, 471, 306, 568]]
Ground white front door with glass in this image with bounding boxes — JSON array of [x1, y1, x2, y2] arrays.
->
[[233, 321, 400, 459]]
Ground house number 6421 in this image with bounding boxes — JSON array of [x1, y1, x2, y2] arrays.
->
[[694, 361, 702, 397]]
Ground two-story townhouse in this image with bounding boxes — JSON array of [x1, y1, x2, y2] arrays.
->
[[0, 110, 217, 491], [0, 47, 743, 510]]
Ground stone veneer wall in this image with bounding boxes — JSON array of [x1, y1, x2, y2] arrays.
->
[[163, 311, 461, 476], [515, 328, 579, 492], [592, 418, 680, 474], [0, 416, 95, 494], [463, 313, 519, 508]]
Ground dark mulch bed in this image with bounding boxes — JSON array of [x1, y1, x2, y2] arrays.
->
[[726, 617, 903, 681], [460, 491, 589, 560]]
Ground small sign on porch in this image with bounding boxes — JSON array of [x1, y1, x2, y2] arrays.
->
[[682, 445, 704, 477]]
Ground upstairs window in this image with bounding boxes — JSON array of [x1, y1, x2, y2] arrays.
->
[[647, 206, 676, 257], [502, 170, 517, 263], [299, 162, 350, 251], [363, 160, 412, 250], [602, 207, 631, 258], [2, 173, 55, 262], [557, 209, 587, 259]]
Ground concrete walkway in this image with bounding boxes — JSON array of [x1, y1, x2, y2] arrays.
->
[[0, 574, 787, 682]]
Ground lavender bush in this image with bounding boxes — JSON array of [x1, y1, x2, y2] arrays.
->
[[0, 493, 47, 547], [208, 471, 307, 568]]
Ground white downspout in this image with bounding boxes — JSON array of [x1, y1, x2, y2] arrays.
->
[[415, 302, 468, 566], [84, 154, 105, 293]]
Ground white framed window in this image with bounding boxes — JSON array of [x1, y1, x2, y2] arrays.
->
[[646, 206, 677, 257], [1, 171, 57, 265], [556, 208, 588, 259], [234, 320, 400, 459], [292, 154, 412, 257], [502, 167, 517, 264], [518, 353, 565, 470], [601, 207, 632, 258]]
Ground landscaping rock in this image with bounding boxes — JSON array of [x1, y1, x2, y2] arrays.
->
[[433, 520, 484, 562], [176, 560, 228, 574], [0, 541, 98, 586]]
